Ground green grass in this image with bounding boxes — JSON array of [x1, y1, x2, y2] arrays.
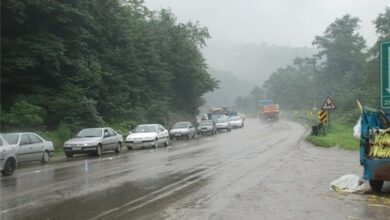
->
[[306, 123, 360, 150]]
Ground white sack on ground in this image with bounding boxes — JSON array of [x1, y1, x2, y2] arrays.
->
[[330, 174, 370, 193]]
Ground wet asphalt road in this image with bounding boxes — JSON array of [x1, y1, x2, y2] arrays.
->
[[1, 119, 389, 220]]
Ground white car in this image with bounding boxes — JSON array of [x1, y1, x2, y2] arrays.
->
[[126, 124, 169, 150], [63, 127, 123, 158], [0, 135, 17, 176], [169, 121, 196, 140], [230, 116, 244, 128], [1, 132, 54, 165], [215, 116, 232, 132]]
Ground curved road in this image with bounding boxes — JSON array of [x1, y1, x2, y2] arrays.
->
[[1, 119, 389, 219]]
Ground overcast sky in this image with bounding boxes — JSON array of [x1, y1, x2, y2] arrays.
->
[[144, 0, 390, 48]]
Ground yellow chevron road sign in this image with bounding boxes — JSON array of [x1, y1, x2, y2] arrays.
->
[[318, 110, 328, 123]]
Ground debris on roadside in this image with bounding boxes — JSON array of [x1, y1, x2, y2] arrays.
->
[[330, 174, 370, 193]]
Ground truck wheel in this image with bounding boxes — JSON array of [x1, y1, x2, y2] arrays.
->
[[1, 158, 16, 176], [369, 180, 384, 192]]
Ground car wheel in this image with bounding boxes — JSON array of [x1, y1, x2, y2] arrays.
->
[[369, 180, 384, 192], [115, 142, 122, 153], [154, 139, 158, 148], [127, 146, 133, 151], [164, 138, 169, 147], [1, 158, 16, 176], [41, 151, 50, 164], [170, 136, 173, 140], [96, 144, 103, 156], [65, 152, 73, 158]]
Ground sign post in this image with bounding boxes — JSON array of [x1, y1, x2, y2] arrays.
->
[[321, 97, 336, 128], [381, 41, 390, 108]]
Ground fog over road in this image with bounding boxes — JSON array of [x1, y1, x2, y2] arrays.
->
[[1, 119, 389, 220]]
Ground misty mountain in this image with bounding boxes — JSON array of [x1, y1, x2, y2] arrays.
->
[[201, 41, 316, 108], [202, 69, 253, 109], [202, 41, 316, 83]]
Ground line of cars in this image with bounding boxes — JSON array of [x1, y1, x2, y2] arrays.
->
[[0, 114, 245, 177]]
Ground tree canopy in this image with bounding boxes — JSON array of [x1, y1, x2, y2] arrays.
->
[[1, 0, 218, 131]]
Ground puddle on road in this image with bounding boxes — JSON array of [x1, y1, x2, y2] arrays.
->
[[9, 168, 209, 220]]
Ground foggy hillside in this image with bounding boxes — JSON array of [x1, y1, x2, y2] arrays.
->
[[203, 41, 316, 83], [202, 42, 316, 108], [203, 69, 253, 110]]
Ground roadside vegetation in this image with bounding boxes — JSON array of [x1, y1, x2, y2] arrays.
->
[[1, 0, 218, 150], [234, 8, 390, 116], [235, 8, 390, 149], [306, 122, 360, 151]]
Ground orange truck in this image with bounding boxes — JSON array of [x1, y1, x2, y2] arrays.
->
[[258, 100, 280, 121]]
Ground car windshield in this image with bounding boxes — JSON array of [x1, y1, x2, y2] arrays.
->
[[217, 118, 228, 122], [230, 116, 241, 121], [133, 125, 156, 133], [199, 121, 212, 126], [1, 133, 19, 145], [77, 128, 102, 138], [173, 123, 189, 129]]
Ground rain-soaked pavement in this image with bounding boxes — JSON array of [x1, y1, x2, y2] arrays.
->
[[1, 119, 389, 220]]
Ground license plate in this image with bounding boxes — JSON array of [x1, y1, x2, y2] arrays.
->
[[72, 147, 81, 150], [134, 140, 142, 144], [175, 133, 181, 136]]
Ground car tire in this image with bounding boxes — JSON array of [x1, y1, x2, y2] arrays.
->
[[1, 158, 16, 176], [96, 144, 103, 156], [369, 180, 384, 192], [65, 152, 73, 158], [164, 138, 169, 147], [127, 146, 133, 151], [115, 142, 122, 153], [41, 151, 50, 164], [170, 136, 173, 140], [154, 139, 158, 148]]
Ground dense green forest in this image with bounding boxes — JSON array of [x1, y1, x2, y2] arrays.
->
[[1, 0, 218, 132], [234, 8, 390, 121]]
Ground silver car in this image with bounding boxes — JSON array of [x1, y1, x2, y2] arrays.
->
[[169, 121, 196, 140], [1, 132, 54, 165], [63, 127, 123, 158], [125, 124, 169, 150], [215, 116, 232, 132], [0, 135, 17, 176], [230, 116, 244, 128]]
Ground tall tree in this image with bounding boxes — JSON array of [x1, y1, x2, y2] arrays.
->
[[313, 14, 367, 111]]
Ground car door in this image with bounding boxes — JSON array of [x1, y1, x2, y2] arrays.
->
[[157, 125, 167, 144], [108, 128, 118, 149], [17, 134, 34, 162], [27, 134, 45, 161], [102, 129, 112, 150]]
